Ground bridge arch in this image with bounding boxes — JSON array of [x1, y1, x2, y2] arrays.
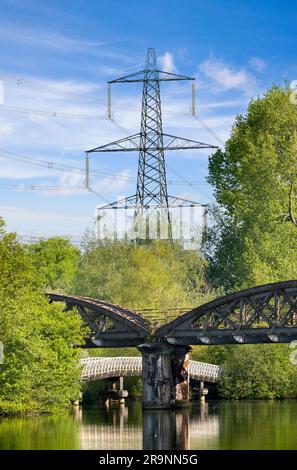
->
[[48, 293, 150, 347], [156, 280, 297, 346]]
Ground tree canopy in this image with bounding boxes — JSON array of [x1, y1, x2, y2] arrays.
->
[[73, 238, 215, 315], [0, 220, 85, 414], [28, 237, 80, 291], [206, 85, 297, 290]]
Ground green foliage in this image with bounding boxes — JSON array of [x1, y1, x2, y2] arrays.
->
[[203, 86, 297, 399], [82, 376, 142, 404], [85, 348, 141, 358], [192, 343, 297, 399], [0, 220, 86, 414], [28, 237, 80, 291], [206, 85, 297, 290], [218, 344, 296, 399], [73, 238, 215, 315], [191, 344, 231, 365]]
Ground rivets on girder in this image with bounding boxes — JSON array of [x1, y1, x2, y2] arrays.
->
[[200, 336, 211, 344], [267, 334, 279, 343], [233, 335, 244, 343]]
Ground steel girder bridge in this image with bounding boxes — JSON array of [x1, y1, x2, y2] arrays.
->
[[48, 280, 297, 408]]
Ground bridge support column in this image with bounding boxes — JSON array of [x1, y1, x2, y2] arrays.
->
[[119, 376, 125, 405], [138, 343, 191, 409], [198, 380, 208, 403]]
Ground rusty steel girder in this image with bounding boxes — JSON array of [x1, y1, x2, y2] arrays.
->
[[48, 280, 297, 348], [47, 293, 150, 347], [156, 280, 297, 346]]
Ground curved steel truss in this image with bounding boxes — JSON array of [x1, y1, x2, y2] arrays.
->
[[48, 281, 297, 347], [48, 293, 150, 347], [156, 281, 297, 345]]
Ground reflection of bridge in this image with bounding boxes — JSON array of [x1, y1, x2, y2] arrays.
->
[[48, 280, 297, 408], [75, 404, 220, 450], [80, 357, 221, 383]]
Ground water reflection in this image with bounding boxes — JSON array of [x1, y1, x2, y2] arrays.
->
[[77, 404, 142, 450], [143, 405, 219, 450], [0, 401, 296, 450]]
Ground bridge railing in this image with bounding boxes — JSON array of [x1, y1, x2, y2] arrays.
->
[[189, 361, 221, 383], [80, 356, 142, 380], [80, 357, 221, 383]]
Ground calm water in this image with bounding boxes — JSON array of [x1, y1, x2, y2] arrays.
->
[[0, 401, 297, 450]]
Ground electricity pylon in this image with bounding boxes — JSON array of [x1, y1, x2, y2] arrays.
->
[[86, 48, 217, 240]]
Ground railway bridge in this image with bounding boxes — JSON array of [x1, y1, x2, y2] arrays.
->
[[49, 280, 297, 409]]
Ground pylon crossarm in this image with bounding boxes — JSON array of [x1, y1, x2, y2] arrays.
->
[[86, 134, 141, 153], [167, 195, 206, 207], [108, 70, 147, 84], [162, 134, 218, 150], [155, 70, 194, 81], [97, 195, 138, 210], [87, 133, 217, 154], [108, 70, 194, 84], [96, 194, 206, 210]]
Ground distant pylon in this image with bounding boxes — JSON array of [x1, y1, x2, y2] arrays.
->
[[87, 48, 217, 241]]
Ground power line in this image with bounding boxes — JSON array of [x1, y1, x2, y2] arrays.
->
[[192, 114, 225, 147], [0, 104, 108, 120], [0, 184, 87, 191], [0, 148, 212, 187], [0, 102, 194, 120], [19, 234, 83, 246], [0, 148, 135, 182], [0, 183, 112, 205], [0, 100, 229, 146], [0, 64, 146, 104], [0, 72, 97, 103]]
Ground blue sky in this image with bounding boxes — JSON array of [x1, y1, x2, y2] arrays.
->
[[0, 0, 296, 241]]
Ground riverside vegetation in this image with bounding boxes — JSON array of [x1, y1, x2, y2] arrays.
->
[[1, 85, 297, 414]]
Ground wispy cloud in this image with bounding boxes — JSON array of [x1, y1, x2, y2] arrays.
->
[[199, 56, 257, 95], [0, 122, 14, 137], [39, 168, 133, 198], [0, 23, 127, 55], [158, 52, 177, 73], [249, 56, 267, 72]]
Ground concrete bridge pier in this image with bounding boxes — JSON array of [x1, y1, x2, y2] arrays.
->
[[102, 377, 128, 406], [138, 343, 191, 409], [198, 380, 208, 404]]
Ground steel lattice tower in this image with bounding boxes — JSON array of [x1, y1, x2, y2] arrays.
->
[[86, 48, 217, 240], [136, 49, 169, 209]]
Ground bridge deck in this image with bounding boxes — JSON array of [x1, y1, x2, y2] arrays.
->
[[80, 356, 221, 383]]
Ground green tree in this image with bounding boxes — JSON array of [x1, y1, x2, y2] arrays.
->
[[218, 344, 295, 399], [73, 238, 214, 315], [206, 85, 297, 290], [28, 237, 80, 291], [0, 220, 85, 414]]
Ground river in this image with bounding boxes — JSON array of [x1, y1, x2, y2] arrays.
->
[[0, 400, 296, 450]]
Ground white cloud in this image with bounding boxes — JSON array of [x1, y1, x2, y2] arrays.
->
[[0, 157, 60, 179], [199, 56, 256, 94], [158, 52, 176, 73], [0, 122, 14, 137], [40, 168, 132, 198], [249, 56, 266, 72]]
